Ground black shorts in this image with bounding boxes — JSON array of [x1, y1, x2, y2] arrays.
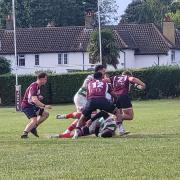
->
[[21, 105, 44, 119], [82, 97, 116, 119], [115, 94, 132, 109]]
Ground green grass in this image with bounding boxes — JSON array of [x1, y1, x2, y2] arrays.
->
[[0, 99, 180, 180]]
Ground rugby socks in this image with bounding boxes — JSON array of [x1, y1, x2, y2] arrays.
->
[[65, 113, 74, 119], [66, 112, 81, 119], [116, 121, 122, 133], [59, 132, 73, 138], [67, 120, 78, 132]]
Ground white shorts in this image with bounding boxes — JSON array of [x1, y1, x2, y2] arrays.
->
[[73, 93, 87, 113]]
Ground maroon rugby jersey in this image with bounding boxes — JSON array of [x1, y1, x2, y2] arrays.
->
[[87, 79, 108, 99], [111, 75, 132, 95], [21, 82, 40, 108]]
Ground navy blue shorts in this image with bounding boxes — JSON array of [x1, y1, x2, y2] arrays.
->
[[82, 97, 116, 119], [115, 94, 132, 109], [21, 105, 44, 119]]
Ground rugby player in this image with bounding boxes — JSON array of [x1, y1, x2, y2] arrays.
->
[[21, 72, 52, 138], [110, 71, 146, 135]]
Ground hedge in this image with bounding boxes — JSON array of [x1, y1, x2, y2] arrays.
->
[[0, 66, 180, 106]]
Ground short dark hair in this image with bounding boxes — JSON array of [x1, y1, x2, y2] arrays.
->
[[94, 65, 106, 72], [122, 70, 133, 76], [94, 72, 103, 80], [37, 72, 47, 79]]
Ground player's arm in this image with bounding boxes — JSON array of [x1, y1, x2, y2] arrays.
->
[[128, 76, 146, 90], [108, 77, 117, 99], [32, 96, 51, 109], [81, 75, 94, 89]]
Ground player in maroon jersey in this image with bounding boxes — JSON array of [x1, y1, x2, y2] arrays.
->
[[110, 71, 146, 135], [21, 72, 52, 138], [72, 72, 122, 139]]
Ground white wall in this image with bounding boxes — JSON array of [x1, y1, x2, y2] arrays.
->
[[124, 50, 135, 68], [107, 50, 135, 71], [134, 50, 180, 68], [134, 54, 168, 68], [3, 52, 93, 75], [110, 49, 180, 70], [175, 50, 180, 64], [3, 49, 180, 74]]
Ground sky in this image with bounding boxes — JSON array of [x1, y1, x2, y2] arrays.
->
[[116, 0, 132, 21]]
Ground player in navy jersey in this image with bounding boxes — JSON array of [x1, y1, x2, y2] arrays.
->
[[110, 71, 146, 135], [72, 72, 122, 139], [21, 72, 52, 138]]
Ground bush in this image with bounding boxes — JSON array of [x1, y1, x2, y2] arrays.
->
[[0, 57, 11, 75], [0, 66, 180, 106]]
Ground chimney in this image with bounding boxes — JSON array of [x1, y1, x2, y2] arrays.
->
[[85, 10, 95, 29], [162, 16, 175, 45], [6, 15, 13, 30]]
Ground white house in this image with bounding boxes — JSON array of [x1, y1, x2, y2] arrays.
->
[[0, 14, 180, 74]]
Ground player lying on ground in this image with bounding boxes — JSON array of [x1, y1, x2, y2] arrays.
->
[[72, 72, 122, 139], [56, 112, 96, 138], [21, 72, 52, 138], [50, 111, 116, 138], [56, 65, 111, 136]]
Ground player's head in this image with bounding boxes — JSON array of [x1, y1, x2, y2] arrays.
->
[[94, 72, 103, 80], [37, 72, 48, 85], [95, 65, 106, 77], [122, 70, 133, 76]]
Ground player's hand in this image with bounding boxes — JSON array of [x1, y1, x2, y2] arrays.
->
[[45, 105, 52, 109], [134, 84, 145, 90]]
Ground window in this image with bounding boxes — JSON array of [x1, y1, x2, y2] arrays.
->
[[35, 55, 39, 66], [58, 54, 62, 64], [17, 55, 25, 66], [58, 53, 68, 64], [64, 53, 68, 64], [171, 50, 175, 63]]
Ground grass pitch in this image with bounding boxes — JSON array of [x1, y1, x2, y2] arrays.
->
[[0, 99, 180, 179]]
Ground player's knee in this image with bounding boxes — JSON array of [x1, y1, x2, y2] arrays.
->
[[30, 117, 37, 125]]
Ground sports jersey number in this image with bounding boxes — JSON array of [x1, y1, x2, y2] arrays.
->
[[117, 76, 127, 83], [92, 81, 104, 89]]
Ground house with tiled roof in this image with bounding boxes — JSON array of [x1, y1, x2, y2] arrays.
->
[[0, 14, 180, 74]]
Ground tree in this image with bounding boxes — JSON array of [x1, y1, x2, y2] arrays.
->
[[120, 0, 144, 24], [0, 0, 31, 28], [100, 0, 118, 25], [0, 57, 11, 75], [88, 29, 119, 69], [167, 10, 180, 30], [120, 0, 178, 25], [0, 0, 118, 28]]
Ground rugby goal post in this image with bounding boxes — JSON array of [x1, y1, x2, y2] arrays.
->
[[15, 85, 21, 111]]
